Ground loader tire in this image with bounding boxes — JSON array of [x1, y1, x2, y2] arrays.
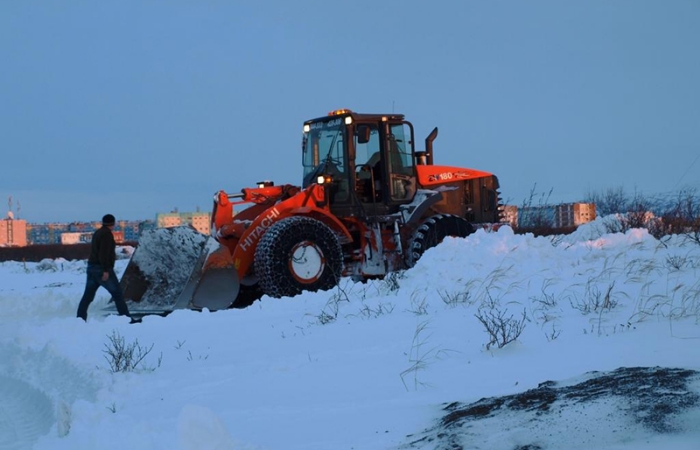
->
[[232, 283, 263, 309], [407, 214, 474, 267], [254, 216, 343, 298]]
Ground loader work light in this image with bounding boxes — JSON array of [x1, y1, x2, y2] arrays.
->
[[316, 174, 333, 185], [303, 124, 310, 132]]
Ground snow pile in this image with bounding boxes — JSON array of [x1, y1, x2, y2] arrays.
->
[[127, 226, 209, 307]]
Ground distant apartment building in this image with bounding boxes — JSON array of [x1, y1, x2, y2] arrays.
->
[[515, 203, 597, 229], [502, 205, 518, 228], [27, 223, 69, 245], [123, 220, 156, 241], [28, 220, 154, 245], [556, 203, 596, 228], [60, 232, 93, 245], [156, 211, 211, 235], [157, 213, 183, 229], [60, 231, 125, 244], [67, 221, 100, 233], [0, 214, 28, 247]]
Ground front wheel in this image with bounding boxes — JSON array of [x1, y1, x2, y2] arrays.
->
[[254, 216, 343, 298]]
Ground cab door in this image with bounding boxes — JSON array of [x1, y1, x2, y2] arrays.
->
[[385, 122, 417, 203], [353, 123, 382, 204]]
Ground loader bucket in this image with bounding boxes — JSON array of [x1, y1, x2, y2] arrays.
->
[[109, 226, 239, 316]]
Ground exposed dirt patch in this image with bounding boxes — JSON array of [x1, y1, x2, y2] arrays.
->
[[404, 367, 700, 450]]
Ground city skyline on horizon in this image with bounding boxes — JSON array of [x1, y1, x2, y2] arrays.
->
[[2, 201, 211, 225]]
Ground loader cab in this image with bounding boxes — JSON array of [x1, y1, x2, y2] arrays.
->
[[302, 109, 417, 216], [301, 112, 353, 205]]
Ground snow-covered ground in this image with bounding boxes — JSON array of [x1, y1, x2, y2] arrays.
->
[[1, 218, 699, 450]]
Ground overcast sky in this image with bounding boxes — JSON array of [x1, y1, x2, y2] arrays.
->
[[1, 1, 698, 223]]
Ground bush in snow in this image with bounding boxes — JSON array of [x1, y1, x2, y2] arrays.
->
[[103, 330, 161, 373], [381, 270, 404, 293], [569, 282, 623, 315], [400, 320, 448, 391], [355, 300, 395, 319], [438, 289, 473, 308], [407, 291, 429, 316], [657, 187, 700, 242], [586, 186, 700, 240], [584, 186, 628, 216], [475, 306, 528, 350], [313, 284, 351, 325]]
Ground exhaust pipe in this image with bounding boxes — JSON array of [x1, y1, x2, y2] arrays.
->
[[424, 127, 438, 165]]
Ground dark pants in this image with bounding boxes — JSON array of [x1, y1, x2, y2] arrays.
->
[[77, 264, 130, 320]]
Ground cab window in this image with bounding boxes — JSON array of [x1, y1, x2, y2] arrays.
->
[[388, 123, 416, 201]]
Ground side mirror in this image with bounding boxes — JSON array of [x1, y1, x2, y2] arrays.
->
[[356, 125, 371, 144]]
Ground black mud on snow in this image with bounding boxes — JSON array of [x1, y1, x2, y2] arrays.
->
[[402, 367, 700, 450]]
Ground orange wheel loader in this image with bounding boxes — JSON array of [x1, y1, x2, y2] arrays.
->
[[111, 109, 503, 316]]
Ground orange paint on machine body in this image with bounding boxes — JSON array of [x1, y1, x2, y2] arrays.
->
[[212, 183, 352, 282], [416, 165, 495, 187]]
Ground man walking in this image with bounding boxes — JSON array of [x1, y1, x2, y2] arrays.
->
[[77, 214, 137, 322]]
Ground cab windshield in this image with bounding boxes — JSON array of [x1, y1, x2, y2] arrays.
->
[[302, 117, 346, 187]]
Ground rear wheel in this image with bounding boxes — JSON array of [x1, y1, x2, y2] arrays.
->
[[254, 216, 343, 298], [407, 214, 474, 267]]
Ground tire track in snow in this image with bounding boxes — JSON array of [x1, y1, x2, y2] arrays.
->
[[0, 376, 55, 450], [0, 343, 99, 449]]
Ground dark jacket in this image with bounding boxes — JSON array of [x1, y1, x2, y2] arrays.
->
[[88, 226, 116, 271]]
